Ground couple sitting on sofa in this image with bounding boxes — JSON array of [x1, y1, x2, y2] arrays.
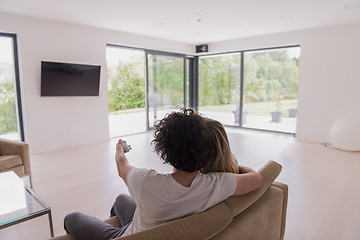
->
[[64, 108, 264, 240]]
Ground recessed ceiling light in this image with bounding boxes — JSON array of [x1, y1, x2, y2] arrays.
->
[[280, 15, 293, 20], [344, 3, 360, 9]]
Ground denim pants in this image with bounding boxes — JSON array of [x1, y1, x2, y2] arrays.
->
[[64, 194, 137, 240]]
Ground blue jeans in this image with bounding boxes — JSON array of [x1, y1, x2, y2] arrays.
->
[[64, 194, 137, 240]]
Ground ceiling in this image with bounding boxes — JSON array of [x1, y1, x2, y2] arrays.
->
[[1, 0, 360, 45]]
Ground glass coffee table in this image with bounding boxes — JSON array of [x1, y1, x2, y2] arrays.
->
[[0, 171, 54, 237]]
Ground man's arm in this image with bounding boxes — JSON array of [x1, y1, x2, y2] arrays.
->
[[115, 139, 135, 185], [232, 165, 263, 196]]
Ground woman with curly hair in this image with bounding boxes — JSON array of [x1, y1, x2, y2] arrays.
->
[[64, 108, 263, 240]]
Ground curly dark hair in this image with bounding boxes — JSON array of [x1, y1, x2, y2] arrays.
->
[[152, 108, 216, 172]]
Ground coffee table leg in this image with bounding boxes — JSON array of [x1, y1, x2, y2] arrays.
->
[[48, 210, 54, 237]]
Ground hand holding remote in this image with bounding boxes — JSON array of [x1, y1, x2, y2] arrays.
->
[[122, 140, 131, 153]]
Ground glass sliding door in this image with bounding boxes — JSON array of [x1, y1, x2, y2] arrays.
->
[[106, 46, 146, 137], [146, 52, 186, 129], [242, 47, 300, 133], [198, 53, 241, 126], [106, 46, 189, 137], [0, 34, 23, 140]]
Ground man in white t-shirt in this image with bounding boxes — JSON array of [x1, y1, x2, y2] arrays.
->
[[64, 109, 263, 240]]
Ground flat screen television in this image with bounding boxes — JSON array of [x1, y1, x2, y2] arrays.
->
[[41, 61, 101, 96]]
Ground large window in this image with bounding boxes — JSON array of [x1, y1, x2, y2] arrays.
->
[[198, 53, 241, 126], [198, 46, 300, 134], [0, 33, 23, 140], [147, 52, 186, 129], [106, 46, 146, 137], [106, 46, 189, 137], [106, 44, 300, 137], [243, 47, 300, 133]]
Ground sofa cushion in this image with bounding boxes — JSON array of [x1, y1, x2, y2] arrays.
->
[[119, 202, 233, 240], [0, 155, 23, 170], [224, 160, 282, 217], [51, 202, 233, 240]]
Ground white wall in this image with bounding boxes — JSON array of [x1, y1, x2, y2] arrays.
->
[[209, 23, 360, 144], [0, 12, 193, 153]]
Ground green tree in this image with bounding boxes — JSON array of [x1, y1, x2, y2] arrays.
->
[[0, 78, 17, 134], [199, 54, 240, 106], [244, 56, 263, 102], [151, 57, 184, 107], [107, 62, 145, 112], [245, 49, 299, 102]]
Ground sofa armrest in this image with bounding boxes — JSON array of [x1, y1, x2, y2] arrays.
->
[[224, 160, 282, 217], [0, 138, 31, 175], [271, 181, 288, 239]]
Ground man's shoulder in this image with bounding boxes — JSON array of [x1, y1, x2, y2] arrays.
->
[[128, 168, 160, 178], [197, 171, 236, 183], [200, 171, 235, 177], [127, 168, 160, 191]]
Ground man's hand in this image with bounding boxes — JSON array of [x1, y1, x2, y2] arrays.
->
[[116, 139, 125, 157], [115, 139, 135, 185]]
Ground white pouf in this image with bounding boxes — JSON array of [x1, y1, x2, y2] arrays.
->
[[330, 117, 360, 151]]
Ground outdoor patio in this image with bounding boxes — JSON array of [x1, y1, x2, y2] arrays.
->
[[0, 110, 296, 142], [109, 109, 296, 138]]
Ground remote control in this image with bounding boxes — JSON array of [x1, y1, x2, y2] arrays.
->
[[123, 140, 130, 153]]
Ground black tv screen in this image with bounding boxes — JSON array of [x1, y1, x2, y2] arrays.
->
[[41, 61, 101, 96]]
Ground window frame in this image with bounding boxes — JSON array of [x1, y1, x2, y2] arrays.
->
[[197, 44, 300, 136], [0, 32, 25, 141], [105, 43, 300, 136]]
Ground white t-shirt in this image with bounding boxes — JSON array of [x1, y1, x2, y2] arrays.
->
[[123, 168, 237, 236]]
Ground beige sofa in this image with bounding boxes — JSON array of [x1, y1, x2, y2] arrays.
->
[[52, 161, 287, 240], [0, 138, 32, 187]]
